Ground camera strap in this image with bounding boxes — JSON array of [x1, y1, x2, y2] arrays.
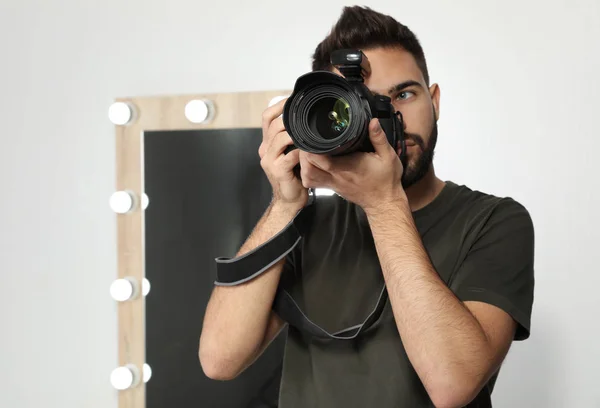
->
[[272, 280, 388, 340], [214, 194, 388, 341], [214, 200, 314, 286]]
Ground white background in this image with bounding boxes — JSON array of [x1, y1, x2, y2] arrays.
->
[[1, 0, 598, 406]]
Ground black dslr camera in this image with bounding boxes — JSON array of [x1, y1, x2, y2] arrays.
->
[[283, 49, 406, 165]]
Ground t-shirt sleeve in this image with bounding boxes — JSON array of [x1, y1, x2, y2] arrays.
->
[[449, 198, 535, 340]]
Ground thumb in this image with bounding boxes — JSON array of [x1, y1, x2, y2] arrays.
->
[[369, 119, 390, 155]]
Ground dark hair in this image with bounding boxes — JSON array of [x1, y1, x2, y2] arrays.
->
[[311, 6, 430, 85]]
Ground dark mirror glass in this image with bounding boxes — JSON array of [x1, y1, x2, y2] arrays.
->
[[144, 128, 285, 408]]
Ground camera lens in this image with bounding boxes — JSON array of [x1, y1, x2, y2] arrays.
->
[[283, 71, 371, 155], [307, 97, 351, 140]]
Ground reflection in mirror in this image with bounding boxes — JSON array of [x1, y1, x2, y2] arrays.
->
[[143, 128, 285, 407]]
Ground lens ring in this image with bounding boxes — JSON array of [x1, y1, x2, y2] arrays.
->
[[288, 82, 367, 153]]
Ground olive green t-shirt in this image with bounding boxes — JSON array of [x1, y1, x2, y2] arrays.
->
[[276, 180, 535, 407]]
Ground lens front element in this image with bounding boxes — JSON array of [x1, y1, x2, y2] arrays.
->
[[307, 97, 351, 140]]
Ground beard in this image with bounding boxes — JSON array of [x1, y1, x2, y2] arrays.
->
[[400, 114, 438, 189]]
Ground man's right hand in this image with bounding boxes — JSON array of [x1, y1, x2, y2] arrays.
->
[[259, 98, 308, 210]]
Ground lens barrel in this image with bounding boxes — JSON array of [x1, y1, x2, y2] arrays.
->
[[283, 71, 371, 155]]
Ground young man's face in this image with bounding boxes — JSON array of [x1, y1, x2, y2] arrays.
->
[[337, 47, 441, 189]]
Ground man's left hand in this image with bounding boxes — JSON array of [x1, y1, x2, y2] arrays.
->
[[299, 118, 406, 211]]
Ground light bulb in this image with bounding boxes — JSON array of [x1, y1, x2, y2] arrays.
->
[[110, 278, 138, 302], [141, 193, 149, 210], [143, 364, 152, 383], [108, 102, 134, 126], [110, 365, 140, 390], [142, 278, 150, 297], [185, 99, 214, 124], [109, 191, 135, 214], [111, 366, 133, 390]]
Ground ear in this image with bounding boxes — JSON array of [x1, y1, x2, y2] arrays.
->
[[429, 83, 441, 121]]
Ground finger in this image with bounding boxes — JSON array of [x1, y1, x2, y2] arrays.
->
[[268, 116, 286, 140], [278, 148, 300, 172], [369, 119, 393, 156], [261, 97, 288, 139], [300, 153, 334, 188], [304, 152, 336, 173], [259, 116, 286, 158], [265, 131, 294, 162]]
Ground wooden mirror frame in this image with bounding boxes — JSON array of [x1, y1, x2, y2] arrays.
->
[[112, 90, 290, 408]]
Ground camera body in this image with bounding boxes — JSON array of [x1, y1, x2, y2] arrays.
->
[[283, 49, 406, 167]]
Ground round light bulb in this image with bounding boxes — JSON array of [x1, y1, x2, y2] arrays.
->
[[142, 278, 150, 297], [108, 102, 134, 126], [110, 278, 138, 302], [268, 95, 289, 107], [110, 365, 140, 390], [141, 193, 149, 210], [185, 99, 214, 124], [109, 191, 135, 214], [143, 364, 152, 383]]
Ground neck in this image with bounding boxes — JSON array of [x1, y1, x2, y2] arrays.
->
[[404, 165, 446, 212]]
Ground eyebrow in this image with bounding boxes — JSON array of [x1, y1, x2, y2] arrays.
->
[[386, 80, 424, 95]]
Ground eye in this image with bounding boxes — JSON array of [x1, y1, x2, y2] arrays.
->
[[396, 91, 416, 101]]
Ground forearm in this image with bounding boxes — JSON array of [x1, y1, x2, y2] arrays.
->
[[200, 201, 299, 377], [366, 198, 492, 404]]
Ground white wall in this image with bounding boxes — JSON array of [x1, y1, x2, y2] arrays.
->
[[1, 0, 598, 406]]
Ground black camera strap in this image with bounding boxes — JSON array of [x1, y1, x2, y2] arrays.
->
[[272, 279, 388, 340], [214, 195, 388, 341], [214, 200, 314, 286]]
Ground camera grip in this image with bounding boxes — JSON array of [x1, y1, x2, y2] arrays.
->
[[378, 118, 396, 148], [377, 111, 407, 168]]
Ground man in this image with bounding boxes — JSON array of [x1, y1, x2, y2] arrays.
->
[[199, 6, 535, 408]]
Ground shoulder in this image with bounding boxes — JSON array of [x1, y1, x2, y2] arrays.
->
[[448, 181, 534, 236]]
